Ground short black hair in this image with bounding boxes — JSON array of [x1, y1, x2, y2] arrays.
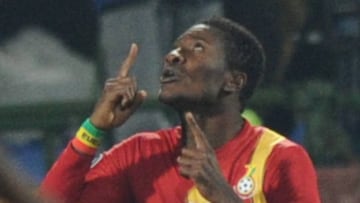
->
[[202, 16, 266, 102]]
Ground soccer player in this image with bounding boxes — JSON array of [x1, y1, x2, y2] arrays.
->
[[40, 16, 321, 203]]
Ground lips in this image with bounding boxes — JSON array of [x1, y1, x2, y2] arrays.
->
[[160, 68, 179, 84]]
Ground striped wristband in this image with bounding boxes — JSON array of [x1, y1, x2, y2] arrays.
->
[[72, 118, 106, 155]]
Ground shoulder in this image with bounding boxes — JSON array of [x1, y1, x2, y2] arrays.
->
[[106, 126, 182, 155], [255, 126, 315, 172], [273, 138, 311, 162], [258, 127, 310, 160], [261, 127, 317, 177], [124, 126, 181, 145], [262, 129, 321, 202], [89, 126, 181, 170]]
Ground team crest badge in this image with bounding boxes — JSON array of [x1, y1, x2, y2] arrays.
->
[[234, 165, 256, 199]]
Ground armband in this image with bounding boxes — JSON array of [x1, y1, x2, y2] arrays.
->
[[71, 118, 106, 155]]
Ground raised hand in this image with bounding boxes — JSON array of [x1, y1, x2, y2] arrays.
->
[[90, 43, 147, 130], [178, 112, 243, 203]]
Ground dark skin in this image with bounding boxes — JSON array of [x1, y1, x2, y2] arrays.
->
[[90, 24, 246, 202]]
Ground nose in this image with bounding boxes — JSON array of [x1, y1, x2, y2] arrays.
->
[[165, 49, 185, 65]]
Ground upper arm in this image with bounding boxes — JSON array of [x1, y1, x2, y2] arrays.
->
[[264, 142, 321, 203]]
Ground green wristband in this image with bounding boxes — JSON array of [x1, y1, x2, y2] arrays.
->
[[82, 118, 106, 138]]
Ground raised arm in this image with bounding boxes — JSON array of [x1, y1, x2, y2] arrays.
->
[[40, 44, 147, 203]]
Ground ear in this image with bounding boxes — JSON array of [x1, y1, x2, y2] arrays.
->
[[223, 71, 247, 93]]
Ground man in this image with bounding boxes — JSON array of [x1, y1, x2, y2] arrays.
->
[[40, 17, 321, 203]]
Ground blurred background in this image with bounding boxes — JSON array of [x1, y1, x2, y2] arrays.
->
[[0, 0, 359, 202]]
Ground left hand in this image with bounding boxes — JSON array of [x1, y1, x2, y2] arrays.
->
[[177, 112, 243, 202]]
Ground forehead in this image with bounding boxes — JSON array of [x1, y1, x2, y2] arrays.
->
[[185, 24, 211, 34], [177, 24, 222, 43]]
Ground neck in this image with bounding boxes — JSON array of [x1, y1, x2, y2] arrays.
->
[[179, 104, 244, 149]]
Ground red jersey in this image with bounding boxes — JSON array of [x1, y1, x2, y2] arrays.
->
[[41, 120, 320, 203]]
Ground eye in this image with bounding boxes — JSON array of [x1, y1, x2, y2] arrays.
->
[[193, 42, 204, 52]]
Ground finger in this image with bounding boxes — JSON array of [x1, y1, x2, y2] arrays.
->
[[118, 43, 139, 78], [177, 155, 202, 166], [128, 86, 135, 103], [178, 164, 192, 179], [180, 148, 206, 159], [120, 77, 137, 108], [130, 76, 137, 98], [178, 162, 203, 180], [125, 90, 147, 112], [120, 88, 132, 108], [103, 79, 132, 100], [185, 112, 211, 149]]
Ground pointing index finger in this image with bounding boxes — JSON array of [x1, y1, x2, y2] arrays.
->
[[118, 43, 138, 78], [185, 112, 210, 149]]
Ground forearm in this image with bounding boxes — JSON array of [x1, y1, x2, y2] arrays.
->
[[40, 142, 94, 203], [40, 119, 104, 202]]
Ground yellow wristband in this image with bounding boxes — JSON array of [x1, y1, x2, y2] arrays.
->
[[75, 127, 101, 148]]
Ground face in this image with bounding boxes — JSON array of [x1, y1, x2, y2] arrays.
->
[[158, 24, 227, 109]]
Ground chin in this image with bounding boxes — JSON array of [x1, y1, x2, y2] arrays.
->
[[158, 90, 182, 108], [158, 90, 177, 105], [158, 90, 203, 111]]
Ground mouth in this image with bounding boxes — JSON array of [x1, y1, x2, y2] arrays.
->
[[160, 68, 179, 84]]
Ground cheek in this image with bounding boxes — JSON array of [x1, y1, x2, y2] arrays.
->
[[177, 74, 223, 103], [199, 69, 225, 91]]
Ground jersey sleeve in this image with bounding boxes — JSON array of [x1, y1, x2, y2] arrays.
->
[[40, 142, 94, 202], [40, 140, 135, 203], [264, 141, 321, 203], [78, 142, 135, 203]]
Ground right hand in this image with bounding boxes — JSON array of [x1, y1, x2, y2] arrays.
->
[[90, 43, 147, 130]]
